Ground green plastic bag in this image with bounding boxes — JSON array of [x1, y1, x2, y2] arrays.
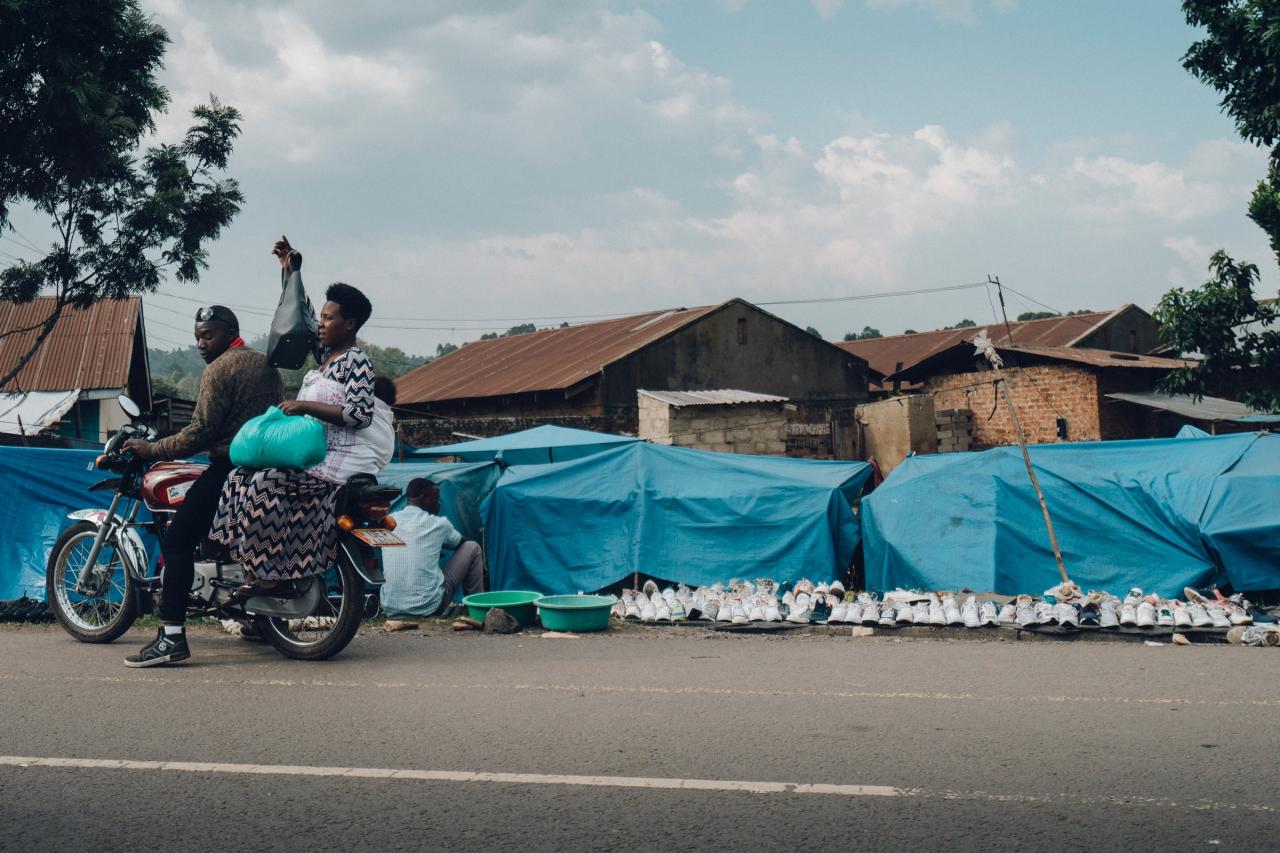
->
[[230, 406, 327, 469]]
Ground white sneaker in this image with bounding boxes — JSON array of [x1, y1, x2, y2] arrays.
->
[[611, 597, 626, 618], [786, 603, 811, 624], [845, 601, 863, 624], [655, 600, 672, 622], [1119, 601, 1137, 626], [640, 597, 657, 622], [1099, 596, 1120, 628], [961, 597, 981, 628], [1135, 600, 1156, 628], [1156, 602, 1174, 627], [1188, 602, 1213, 628], [979, 600, 998, 626], [913, 600, 930, 625], [829, 581, 846, 598], [1054, 602, 1079, 626], [896, 602, 915, 625], [829, 601, 848, 623], [927, 599, 945, 626], [997, 602, 1017, 624], [1015, 595, 1037, 626], [747, 598, 765, 622], [1207, 605, 1231, 628], [943, 595, 964, 626], [662, 587, 677, 608], [642, 580, 659, 596], [731, 600, 749, 625], [716, 599, 735, 623], [701, 596, 720, 622], [1034, 600, 1055, 624], [814, 582, 830, 597], [623, 590, 640, 620], [1171, 601, 1192, 628], [670, 597, 687, 621], [861, 601, 880, 625], [878, 604, 897, 627], [764, 598, 781, 622]]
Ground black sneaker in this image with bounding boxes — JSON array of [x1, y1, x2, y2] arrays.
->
[[123, 628, 191, 668]]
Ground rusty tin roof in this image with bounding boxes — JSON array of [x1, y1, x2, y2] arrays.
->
[[397, 303, 723, 404], [0, 297, 143, 392]]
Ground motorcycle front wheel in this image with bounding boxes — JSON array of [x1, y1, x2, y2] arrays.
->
[[255, 547, 364, 661], [45, 521, 138, 643]]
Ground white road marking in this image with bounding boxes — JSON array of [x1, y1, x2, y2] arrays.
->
[[0, 755, 1273, 813], [1, 672, 1277, 707]]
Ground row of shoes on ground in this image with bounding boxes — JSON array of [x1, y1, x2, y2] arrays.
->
[[0, 597, 54, 623], [611, 579, 1263, 629], [614, 579, 849, 624]]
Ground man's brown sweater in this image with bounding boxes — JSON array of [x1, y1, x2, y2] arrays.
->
[[151, 346, 284, 462]]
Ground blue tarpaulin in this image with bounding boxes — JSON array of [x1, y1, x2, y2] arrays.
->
[[411, 424, 640, 465], [481, 442, 872, 595], [379, 459, 502, 543], [861, 433, 1280, 597], [0, 446, 133, 599]]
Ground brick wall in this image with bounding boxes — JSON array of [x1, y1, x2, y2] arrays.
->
[[924, 365, 1100, 448]]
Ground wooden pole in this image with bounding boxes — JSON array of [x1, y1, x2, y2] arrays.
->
[[993, 367, 1069, 584]]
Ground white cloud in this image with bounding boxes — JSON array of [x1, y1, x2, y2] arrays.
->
[[864, 0, 1015, 23], [811, 0, 846, 20], [1065, 156, 1230, 223]]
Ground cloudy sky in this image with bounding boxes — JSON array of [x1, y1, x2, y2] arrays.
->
[[8, 0, 1275, 354]]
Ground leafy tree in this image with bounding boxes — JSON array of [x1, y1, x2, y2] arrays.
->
[[480, 322, 537, 341], [842, 326, 882, 341], [903, 328, 918, 335], [1151, 0, 1280, 410], [1016, 311, 1058, 321], [944, 318, 977, 330], [435, 341, 458, 358], [0, 0, 242, 389], [1155, 251, 1280, 410], [804, 325, 822, 338]]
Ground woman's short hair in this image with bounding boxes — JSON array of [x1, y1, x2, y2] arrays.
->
[[325, 282, 373, 330]]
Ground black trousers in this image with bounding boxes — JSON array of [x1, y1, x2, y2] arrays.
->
[[159, 457, 233, 623]]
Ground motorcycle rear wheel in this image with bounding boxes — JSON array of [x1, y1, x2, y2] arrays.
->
[[255, 548, 364, 660], [45, 522, 138, 643]]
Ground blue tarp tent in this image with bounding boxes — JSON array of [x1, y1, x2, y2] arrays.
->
[[861, 432, 1280, 597], [481, 442, 872, 594], [1199, 433, 1280, 591], [412, 425, 640, 465], [0, 446, 149, 600]]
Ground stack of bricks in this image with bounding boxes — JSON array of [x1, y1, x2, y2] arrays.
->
[[935, 408, 973, 453]]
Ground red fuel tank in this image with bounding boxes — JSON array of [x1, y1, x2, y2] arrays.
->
[[141, 461, 207, 511]]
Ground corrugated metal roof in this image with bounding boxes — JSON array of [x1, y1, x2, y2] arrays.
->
[[1105, 391, 1280, 423], [0, 297, 142, 392], [893, 341, 1194, 382], [836, 309, 1117, 379], [397, 303, 723, 404], [638, 388, 789, 407]]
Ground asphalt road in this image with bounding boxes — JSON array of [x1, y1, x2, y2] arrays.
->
[[1, 622, 1277, 851]]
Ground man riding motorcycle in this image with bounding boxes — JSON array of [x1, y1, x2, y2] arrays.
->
[[121, 306, 283, 667]]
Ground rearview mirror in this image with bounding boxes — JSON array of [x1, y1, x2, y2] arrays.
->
[[117, 395, 141, 418]]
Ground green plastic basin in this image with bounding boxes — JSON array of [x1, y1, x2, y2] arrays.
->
[[462, 591, 543, 627], [536, 594, 616, 632]]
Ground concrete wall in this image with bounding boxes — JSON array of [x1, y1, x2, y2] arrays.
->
[[638, 394, 786, 455], [854, 395, 937, 472]]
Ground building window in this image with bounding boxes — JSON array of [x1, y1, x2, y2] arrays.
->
[[737, 317, 747, 345], [1056, 416, 1069, 440], [1128, 329, 1137, 352]]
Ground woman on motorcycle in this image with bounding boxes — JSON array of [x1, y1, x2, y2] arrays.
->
[[209, 238, 388, 595]]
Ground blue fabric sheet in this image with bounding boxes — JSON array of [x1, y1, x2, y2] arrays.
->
[[379, 460, 502, 544], [0, 447, 147, 600], [861, 433, 1279, 596], [410, 424, 640, 465], [480, 442, 872, 595]]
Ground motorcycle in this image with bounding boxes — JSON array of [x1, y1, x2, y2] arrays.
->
[[45, 395, 403, 660]]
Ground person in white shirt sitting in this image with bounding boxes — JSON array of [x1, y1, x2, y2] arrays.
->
[[380, 478, 486, 625]]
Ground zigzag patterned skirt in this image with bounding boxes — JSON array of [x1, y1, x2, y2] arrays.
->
[[209, 467, 341, 581]]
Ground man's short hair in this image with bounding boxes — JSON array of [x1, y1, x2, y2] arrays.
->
[[373, 375, 397, 406], [198, 304, 239, 333], [406, 478, 438, 502]]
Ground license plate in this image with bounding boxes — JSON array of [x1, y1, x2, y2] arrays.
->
[[351, 528, 405, 547]]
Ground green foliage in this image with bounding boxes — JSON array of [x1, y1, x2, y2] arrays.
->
[[804, 325, 822, 338], [0, 0, 243, 388], [1154, 251, 1280, 411], [1016, 311, 1058, 321], [435, 341, 458, 358], [944, 318, 977, 330], [842, 326, 882, 341], [480, 322, 537, 341], [903, 328, 918, 335]]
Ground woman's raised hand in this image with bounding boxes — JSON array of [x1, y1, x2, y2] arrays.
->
[[272, 235, 302, 271]]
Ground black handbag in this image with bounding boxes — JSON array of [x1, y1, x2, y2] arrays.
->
[[266, 268, 318, 369]]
